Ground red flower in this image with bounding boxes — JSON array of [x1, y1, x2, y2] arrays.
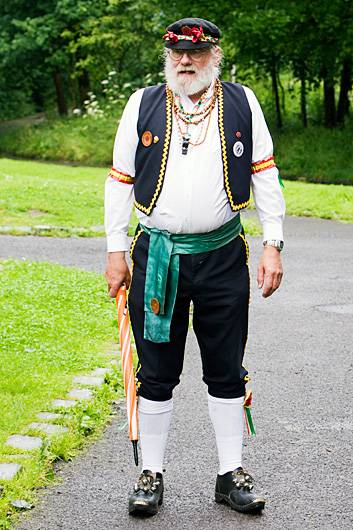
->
[[163, 31, 179, 43], [191, 26, 204, 43]]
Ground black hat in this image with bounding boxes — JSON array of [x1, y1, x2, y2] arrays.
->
[[163, 18, 221, 50]]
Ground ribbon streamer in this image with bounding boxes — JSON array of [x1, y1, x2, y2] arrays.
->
[[244, 390, 256, 436]]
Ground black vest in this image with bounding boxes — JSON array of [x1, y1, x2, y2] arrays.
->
[[134, 82, 252, 215]]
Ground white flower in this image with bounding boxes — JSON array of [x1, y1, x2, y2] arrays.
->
[[72, 108, 82, 115], [101, 79, 109, 85], [108, 70, 117, 76]]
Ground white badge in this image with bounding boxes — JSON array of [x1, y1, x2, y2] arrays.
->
[[233, 141, 244, 157]]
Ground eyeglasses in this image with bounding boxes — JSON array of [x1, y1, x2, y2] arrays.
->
[[168, 49, 210, 62]]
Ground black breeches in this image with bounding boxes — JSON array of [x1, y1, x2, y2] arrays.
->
[[128, 228, 250, 401]]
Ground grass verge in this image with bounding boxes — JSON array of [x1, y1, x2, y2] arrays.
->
[[0, 158, 262, 237], [273, 124, 353, 185], [0, 159, 352, 243], [0, 259, 122, 528], [0, 116, 117, 167], [1, 114, 352, 185], [280, 179, 353, 222]]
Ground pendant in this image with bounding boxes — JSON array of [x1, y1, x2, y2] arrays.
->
[[182, 136, 190, 155]]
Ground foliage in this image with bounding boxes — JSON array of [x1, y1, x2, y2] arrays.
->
[[2, 102, 353, 185], [0, 1, 352, 126], [0, 115, 118, 165], [273, 122, 353, 185]]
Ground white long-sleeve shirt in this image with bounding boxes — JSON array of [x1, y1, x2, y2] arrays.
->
[[105, 84, 285, 252]]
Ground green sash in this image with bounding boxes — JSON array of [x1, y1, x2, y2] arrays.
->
[[140, 215, 242, 343]]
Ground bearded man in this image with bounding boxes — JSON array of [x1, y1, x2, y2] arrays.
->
[[105, 17, 285, 516]]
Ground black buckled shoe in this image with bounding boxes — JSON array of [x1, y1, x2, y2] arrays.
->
[[128, 470, 164, 516], [215, 467, 265, 514]]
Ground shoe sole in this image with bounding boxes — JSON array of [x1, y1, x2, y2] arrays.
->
[[215, 492, 265, 514]]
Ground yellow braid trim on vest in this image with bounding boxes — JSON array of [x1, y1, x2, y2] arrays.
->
[[134, 88, 173, 215], [239, 233, 249, 265], [218, 84, 251, 212], [129, 228, 143, 278], [129, 228, 143, 260]]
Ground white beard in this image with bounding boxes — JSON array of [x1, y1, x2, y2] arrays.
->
[[164, 54, 220, 96]]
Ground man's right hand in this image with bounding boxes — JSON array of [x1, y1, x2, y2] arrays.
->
[[105, 251, 131, 298]]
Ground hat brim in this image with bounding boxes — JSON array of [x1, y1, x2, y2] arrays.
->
[[164, 40, 213, 50]]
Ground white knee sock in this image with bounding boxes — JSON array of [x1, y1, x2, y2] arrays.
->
[[138, 396, 173, 474], [208, 393, 244, 475]]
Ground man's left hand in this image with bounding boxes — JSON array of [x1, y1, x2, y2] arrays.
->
[[257, 246, 283, 298]]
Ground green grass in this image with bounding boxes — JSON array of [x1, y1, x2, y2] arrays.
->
[[0, 260, 117, 446], [0, 158, 107, 237], [0, 259, 121, 528], [281, 179, 353, 222], [0, 158, 352, 244], [0, 115, 118, 166], [1, 109, 353, 185], [273, 124, 353, 185], [0, 158, 261, 236]]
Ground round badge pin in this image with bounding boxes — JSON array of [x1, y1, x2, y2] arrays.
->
[[142, 131, 153, 147], [233, 141, 244, 157]]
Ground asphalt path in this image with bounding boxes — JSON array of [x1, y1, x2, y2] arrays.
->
[[1, 216, 352, 529]]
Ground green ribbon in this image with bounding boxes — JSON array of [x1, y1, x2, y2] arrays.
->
[[140, 215, 242, 343], [245, 407, 256, 436]]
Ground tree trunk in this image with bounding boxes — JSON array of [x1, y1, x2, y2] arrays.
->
[[78, 69, 90, 107], [31, 85, 45, 112], [53, 70, 68, 116], [300, 76, 307, 128], [271, 64, 282, 128], [322, 69, 336, 128], [337, 58, 352, 124]]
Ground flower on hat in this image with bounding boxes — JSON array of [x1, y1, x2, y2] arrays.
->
[[191, 26, 204, 43], [163, 30, 179, 43]]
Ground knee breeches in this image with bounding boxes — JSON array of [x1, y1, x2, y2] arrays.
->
[[128, 228, 250, 401]]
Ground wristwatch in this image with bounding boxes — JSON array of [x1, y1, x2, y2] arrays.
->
[[263, 239, 284, 251]]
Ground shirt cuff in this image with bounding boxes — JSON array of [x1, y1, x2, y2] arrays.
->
[[262, 221, 284, 242], [106, 234, 130, 252]]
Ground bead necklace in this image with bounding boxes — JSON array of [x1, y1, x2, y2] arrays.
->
[[175, 87, 210, 121], [175, 110, 213, 154], [168, 79, 220, 155], [172, 79, 220, 127]]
